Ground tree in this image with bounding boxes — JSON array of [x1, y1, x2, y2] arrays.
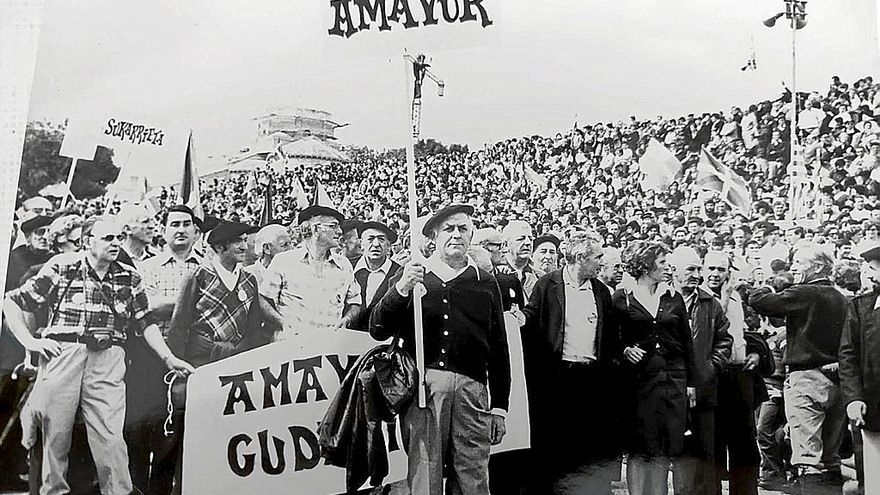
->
[[18, 120, 119, 202]]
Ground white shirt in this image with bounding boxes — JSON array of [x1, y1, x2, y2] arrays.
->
[[561, 268, 599, 363], [211, 257, 241, 291], [354, 257, 392, 305], [629, 283, 673, 318]]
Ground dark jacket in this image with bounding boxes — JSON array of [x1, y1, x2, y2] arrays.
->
[[521, 270, 616, 367], [351, 258, 402, 331], [748, 278, 848, 370], [686, 288, 732, 407], [839, 291, 880, 431], [370, 265, 511, 411], [495, 271, 525, 312], [319, 344, 395, 492]]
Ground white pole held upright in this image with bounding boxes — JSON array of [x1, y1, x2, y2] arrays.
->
[[60, 158, 78, 210]]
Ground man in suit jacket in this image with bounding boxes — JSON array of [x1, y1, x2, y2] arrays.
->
[[521, 230, 619, 493], [351, 221, 401, 331], [840, 243, 880, 494], [474, 227, 525, 310]]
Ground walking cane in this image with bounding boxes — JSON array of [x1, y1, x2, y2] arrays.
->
[[404, 52, 444, 409], [0, 361, 36, 448]]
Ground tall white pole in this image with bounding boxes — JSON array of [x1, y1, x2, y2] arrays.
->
[[788, 3, 800, 220], [405, 54, 428, 409], [60, 158, 78, 210]]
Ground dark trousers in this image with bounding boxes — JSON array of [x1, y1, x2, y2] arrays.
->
[[714, 368, 760, 495], [489, 450, 531, 495], [125, 343, 181, 495], [0, 372, 29, 486], [529, 361, 619, 494], [672, 405, 716, 494], [756, 396, 789, 480]]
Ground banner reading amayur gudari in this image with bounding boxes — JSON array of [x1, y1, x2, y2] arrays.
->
[[326, 0, 494, 38], [181, 315, 530, 495], [181, 331, 408, 495]]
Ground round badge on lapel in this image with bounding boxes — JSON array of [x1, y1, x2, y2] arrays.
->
[[71, 292, 85, 305], [238, 289, 248, 302]]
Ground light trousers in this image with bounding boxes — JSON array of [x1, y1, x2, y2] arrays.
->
[[401, 369, 492, 495], [864, 430, 880, 495], [30, 342, 132, 495]]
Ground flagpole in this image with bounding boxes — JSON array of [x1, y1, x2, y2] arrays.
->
[[404, 52, 444, 409]]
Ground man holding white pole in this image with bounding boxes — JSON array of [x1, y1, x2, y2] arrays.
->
[[369, 204, 510, 495]]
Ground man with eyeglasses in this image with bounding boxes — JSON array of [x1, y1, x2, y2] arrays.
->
[[259, 206, 361, 344], [2, 215, 193, 495], [473, 227, 525, 311], [126, 205, 203, 495]]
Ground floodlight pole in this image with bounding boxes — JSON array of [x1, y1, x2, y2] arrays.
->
[[405, 52, 444, 409]]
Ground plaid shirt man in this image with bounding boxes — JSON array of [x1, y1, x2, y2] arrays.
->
[[7, 251, 155, 341], [167, 258, 261, 367], [139, 248, 203, 337]]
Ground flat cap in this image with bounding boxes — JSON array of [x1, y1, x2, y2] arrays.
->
[[422, 204, 474, 236], [207, 221, 258, 245]]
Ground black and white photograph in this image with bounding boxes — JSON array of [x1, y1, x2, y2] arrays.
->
[[1, 1, 879, 494]]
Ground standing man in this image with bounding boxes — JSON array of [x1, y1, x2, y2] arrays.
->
[[351, 221, 401, 331], [474, 227, 524, 311], [117, 203, 157, 270], [521, 230, 619, 493], [260, 206, 360, 342], [370, 204, 510, 495], [501, 220, 542, 300], [599, 246, 624, 290], [5, 214, 54, 291], [668, 247, 732, 495], [750, 244, 848, 494], [531, 234, 560, 274], [245, 223, 291, 285], [3, 215, 193, 495], [340, 218, 363, 261], [126, 205, 203, 495], [167, 221, 266, 368], [705, 250, 767, 495], [839, 244, 880, 495]]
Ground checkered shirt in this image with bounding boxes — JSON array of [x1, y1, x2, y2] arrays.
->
[[7, 252, 155, 340], [139, 249, 203, 337], [175, 263, 259, 344], [260, 246, 360, 337]]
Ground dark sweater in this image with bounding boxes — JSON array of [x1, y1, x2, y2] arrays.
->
[[748, 279, 847, 370], [370, 266, 511, 411]]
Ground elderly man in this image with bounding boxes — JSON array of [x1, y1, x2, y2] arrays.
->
[[839, 243, 880, 495], [126, 205, 203, 495], [668, 247, 732, 495], [750, 244, 848, 494], [522, 230, 619, 493], [260, 206, 360, 342], [117, 203, 157, 269], [599, 246, 624, 290], [350, 221, 401, 331], [5, 215, 54, 291], [502, 220, 542, 300], [474, 227, 524, 311], [340, 218, 363, 261], [370, 204, 510, 495], [531, 234, 560, 274], [3, 215, 193, 495], [245, 223, 291, 285]]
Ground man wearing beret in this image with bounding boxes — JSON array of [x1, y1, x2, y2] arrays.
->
[[260, 206, 361, 342], [167, 221, 265, 367], [0, 213, 54, 489], [370, 204, 511, 495], [531, 234, 560, 274], [839, 243, 880, 494], [350, 221, 401, 331]]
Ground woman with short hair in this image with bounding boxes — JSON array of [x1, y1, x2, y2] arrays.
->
[[47, 214, 83, 254], [612, 240, 696, 495]]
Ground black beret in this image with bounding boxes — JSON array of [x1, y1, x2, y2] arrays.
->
[[199, 215, 221, 234], [357, 221, 398, 244], [298, 205, 344, 225], [207, 221, 258, 246], [340, 218, 362, 234], [20, 215, 54, 234], [422, 204, 474, 236], [533, 234, 560, 251]]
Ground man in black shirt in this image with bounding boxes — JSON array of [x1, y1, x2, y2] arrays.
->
[[371, 204, 510, 495]]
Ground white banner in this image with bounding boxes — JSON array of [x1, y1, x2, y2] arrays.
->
[[182, 330, 407, 495], [182, 313, 530, 494]]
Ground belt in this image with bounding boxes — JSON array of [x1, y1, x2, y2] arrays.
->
[[46, 334, 125, 347], [560, 359, 597, 370]]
